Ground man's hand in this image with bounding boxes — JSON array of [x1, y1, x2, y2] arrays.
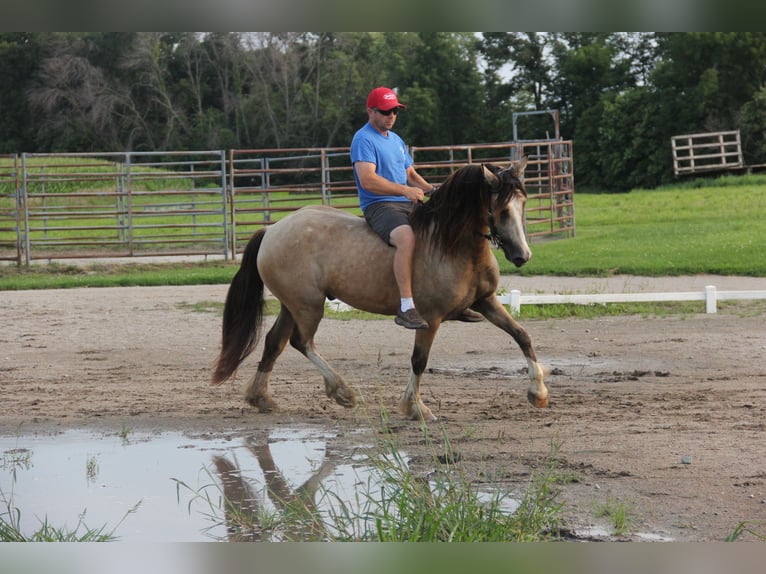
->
[[404, 185, 425, 202]]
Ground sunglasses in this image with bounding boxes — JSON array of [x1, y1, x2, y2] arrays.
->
[[374, 108, 400, 116]]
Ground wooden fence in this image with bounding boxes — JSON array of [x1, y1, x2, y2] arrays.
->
[[1, 141, 574, 265], [671, 130, 744, 176]]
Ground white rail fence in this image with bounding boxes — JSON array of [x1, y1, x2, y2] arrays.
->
[[326, 285, 766, 315], [498, 285, 766, 314]]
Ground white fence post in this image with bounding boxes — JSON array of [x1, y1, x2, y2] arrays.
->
[[705, 285, 717, 314], [510, 289, 521, 315]]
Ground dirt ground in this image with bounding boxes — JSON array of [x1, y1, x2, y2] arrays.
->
[[1, 276, 765, 541]]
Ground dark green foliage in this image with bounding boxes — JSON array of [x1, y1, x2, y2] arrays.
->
[[2, 33, 766, 190]]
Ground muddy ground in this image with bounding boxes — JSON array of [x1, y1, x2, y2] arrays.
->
[[1, 277, 765, 541]]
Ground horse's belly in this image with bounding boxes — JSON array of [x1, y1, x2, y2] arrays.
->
[[257, 207, 400, 314]]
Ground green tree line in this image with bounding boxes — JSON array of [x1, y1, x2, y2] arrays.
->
[[2, 32, 766, 190]]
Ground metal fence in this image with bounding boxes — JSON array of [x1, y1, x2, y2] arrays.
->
[[0, 154, 21, 263], [1, 142, 574, 265], [1, 151, 228, 265], [409, 140, 574, 239]]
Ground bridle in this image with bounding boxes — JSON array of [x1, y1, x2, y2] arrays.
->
[[481, 175, 524, 250]]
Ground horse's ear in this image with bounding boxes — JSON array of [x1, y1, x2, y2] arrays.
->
[[482, 164, 500, 189], [512, 156, 528, 177], [493, 156, 528, 177]]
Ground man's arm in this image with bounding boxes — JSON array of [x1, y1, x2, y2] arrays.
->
[[354, 161, 425, 202], [405, 165, 434, 195]]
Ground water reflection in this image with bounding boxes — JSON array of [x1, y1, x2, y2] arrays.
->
[[211, 435, 337, 541], [0, 426, 365, 542]]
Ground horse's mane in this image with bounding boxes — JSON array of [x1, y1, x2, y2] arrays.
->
[[410, 163, 524, 256]]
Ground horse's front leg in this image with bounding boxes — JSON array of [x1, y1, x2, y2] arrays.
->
[[476, 297, 549, 408], [400, 325, 440, 421]]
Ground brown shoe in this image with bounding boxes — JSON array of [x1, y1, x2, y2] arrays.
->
[[395, 307, 429, 329], [454, 308, 484, 322]]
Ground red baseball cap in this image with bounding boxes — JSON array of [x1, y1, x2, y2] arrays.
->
[[366, 86, 407, 111]]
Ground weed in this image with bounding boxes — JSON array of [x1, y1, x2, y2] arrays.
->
[[725, 520, 766, 541], [594, 494, 634, 537]]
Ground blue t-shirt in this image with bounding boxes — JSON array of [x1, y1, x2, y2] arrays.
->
[[351, 122, 413, 212]]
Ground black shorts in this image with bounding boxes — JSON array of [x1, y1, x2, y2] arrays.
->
[[363, 201, 414, 245]]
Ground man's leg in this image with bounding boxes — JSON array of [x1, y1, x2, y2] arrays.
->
[[389, 224, 428, 329]]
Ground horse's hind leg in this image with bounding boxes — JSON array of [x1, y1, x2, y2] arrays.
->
[[244, 305, 295, 412], [289, 311, 357, 409]]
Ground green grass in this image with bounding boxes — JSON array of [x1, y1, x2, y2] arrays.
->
[[725, 520, 766, 541], [0, 261, 238, 290], [594, 495, 634, 538], [501, 175, 766, 276], [1, 174, 764, 292]]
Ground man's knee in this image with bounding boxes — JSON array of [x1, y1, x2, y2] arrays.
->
[[389, 224, 415, 248]]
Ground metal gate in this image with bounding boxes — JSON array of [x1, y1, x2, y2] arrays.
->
[[2, 151, 228, 265]]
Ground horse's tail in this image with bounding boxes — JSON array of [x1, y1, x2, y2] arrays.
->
[[211, 229, 267, 385]]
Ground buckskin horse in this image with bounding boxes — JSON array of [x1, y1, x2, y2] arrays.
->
[[212, 159, 549, 421]]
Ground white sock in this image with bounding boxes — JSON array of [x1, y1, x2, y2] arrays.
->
[[400, 297, 415, 312]]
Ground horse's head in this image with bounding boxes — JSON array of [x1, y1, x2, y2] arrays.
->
[[481, 158, 531, 267], [411, 158, 531, 265]]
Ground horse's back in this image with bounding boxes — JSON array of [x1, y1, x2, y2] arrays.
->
[[257, 205, 400, 314]]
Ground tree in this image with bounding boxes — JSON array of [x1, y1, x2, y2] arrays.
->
[[27, 33, 139, 151], [0, 33, 48, 153]]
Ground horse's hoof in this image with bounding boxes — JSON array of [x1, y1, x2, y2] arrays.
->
[[333, 389, 357, 409], [422, 410, 438, 422], [247, 395, 279, 413], [403, 404, 437, 422], [527, 390, 549, 409]]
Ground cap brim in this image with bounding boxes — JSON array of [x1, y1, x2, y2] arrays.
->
[[378, 104, 407, 111]]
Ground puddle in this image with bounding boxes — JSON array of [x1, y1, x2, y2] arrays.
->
[[0, 426, 378, 542], [2, 427, 670, 542]]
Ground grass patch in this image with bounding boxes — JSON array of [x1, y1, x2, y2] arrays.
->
[[594, 495, 634, 537], [512, 301, 706, 320], [503, 178, 766, 276], [0, 260, 238, 290], [2, 174, 765, 289]]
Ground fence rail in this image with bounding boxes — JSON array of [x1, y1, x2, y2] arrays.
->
[[1, 141, 574, 265]]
